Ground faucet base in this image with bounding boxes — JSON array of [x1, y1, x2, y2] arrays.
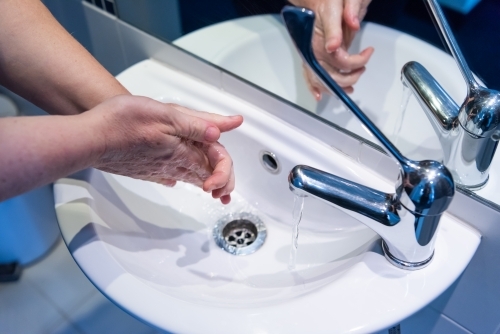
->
[[382, 240, 434, 270], [457, 174, 489, 191]]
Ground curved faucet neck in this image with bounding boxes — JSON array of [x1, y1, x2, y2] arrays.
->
[[402, 61, 500, 189]]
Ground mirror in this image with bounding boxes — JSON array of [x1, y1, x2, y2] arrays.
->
[[98, 0, 500, 205]]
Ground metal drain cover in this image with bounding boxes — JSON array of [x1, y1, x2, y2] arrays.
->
[[213, 213, 267, 255]]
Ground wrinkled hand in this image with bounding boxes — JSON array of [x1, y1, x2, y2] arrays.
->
[[87, 95, 243, 204], [289, 0, 374, 99]]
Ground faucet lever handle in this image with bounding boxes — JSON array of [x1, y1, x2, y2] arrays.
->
[[424, 0, 479, 90], [281, 6, 407, 166]]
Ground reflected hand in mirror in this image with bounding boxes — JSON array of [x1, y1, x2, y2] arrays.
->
[[289, 0, 374, 99], [92, 96, 243, 205]]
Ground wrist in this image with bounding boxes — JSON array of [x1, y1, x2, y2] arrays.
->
[[76, 108, 112, 167], [84, 95, 137, 167]]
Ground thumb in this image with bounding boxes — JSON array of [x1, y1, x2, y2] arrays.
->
[[168, 104, 243, 133], [164, 105, 221, 142]]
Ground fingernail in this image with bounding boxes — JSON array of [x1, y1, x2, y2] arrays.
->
[[204, 126, 219, 141], [326, 46, 337, 54]]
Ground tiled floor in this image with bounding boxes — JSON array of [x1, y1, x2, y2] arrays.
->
[[0, 238, 162, 334]]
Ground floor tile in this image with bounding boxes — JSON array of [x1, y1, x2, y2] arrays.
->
[[23, 239, 97, 316], [69, 290, 156, 334], [374, 306, 472, 334], [0, 278, 65, 334], [49, 319, 82, 334]]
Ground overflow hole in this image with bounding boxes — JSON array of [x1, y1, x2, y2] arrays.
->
[[260, 151, 281, 174]]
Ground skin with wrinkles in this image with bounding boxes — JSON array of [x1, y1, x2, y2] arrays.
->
[[289, 0, 374, 99], [0, 0, 243, 205], [92, 97, 242, 204]]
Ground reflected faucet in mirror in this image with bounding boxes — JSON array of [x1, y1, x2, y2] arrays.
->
[[282, 6, 455, 270], [401, 0, 500, 190]]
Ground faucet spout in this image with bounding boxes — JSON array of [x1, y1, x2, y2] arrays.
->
[[289, 165, 400, 227], [289, 164, 453, 270], [401, 61, 460, 164]]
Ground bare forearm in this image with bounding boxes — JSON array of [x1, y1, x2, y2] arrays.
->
[[0, 0, 129, 115], [0, 114, 104, 200]]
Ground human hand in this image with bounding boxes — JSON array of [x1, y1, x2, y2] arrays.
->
[[289, 0, 374, 99], [87, 95, 243, 204]]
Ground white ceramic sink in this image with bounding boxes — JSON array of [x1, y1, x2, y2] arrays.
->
[[54, 60, 480, 333]]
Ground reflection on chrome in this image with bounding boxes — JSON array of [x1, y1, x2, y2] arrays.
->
[[282, 6, 455, 270], [401, 0, 500, 190]]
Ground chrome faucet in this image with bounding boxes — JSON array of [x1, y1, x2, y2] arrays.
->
[[282, 6, 455, 270], [401, 0, 500, 190]]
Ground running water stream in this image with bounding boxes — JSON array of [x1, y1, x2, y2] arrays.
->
[[392, 85, 412, 146], [288, 195, 305, 271]]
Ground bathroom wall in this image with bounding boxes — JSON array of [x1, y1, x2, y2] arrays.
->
[[42, 0, 93, 53], [113, 0, 182, 42], [45, 2, 500, 333]]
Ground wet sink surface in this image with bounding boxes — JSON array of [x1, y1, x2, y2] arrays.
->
[[55, 60, 480, 334], [62, 172, 377, 308]]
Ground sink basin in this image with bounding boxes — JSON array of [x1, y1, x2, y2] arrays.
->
[[54, 60, 480, 333]]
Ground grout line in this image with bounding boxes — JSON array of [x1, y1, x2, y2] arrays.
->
[[23, 242, 97, 334], [440, 313, 474, 334]]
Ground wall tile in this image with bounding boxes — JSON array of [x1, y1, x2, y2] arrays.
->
[[82, 2, 128, 75], [117, 19, 222, 88], [114, 0, 182, 41]]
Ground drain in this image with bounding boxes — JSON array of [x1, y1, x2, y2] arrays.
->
[[223, 220, 257, 247], [213, 213, 267, 255]]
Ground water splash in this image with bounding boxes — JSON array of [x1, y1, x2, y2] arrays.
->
[[288, 195, 305, 271], [392, 84, 412, 146]]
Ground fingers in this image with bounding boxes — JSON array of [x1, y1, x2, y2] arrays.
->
[[303, 59, 363, 98], [303, 65, 324, 100], [344, 0, 362, 30], [319, 0, 345, 53], [162, 104, 221, 142], [201, 142, 235, 203], [219, 194, 232, 205], [168, 104, 243, 133], [329, 46, 374, 71], [344, 0, 372, 31], [325, 64, 366, 88], [158, 179, 177, 187]]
